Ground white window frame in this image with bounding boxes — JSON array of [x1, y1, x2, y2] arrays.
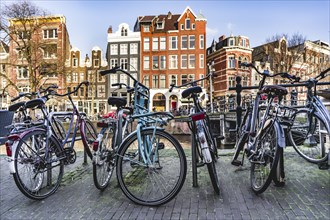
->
[[169, 36, 178, 50], [200, 35, 204, 49], [144, 37, 150, 51], [181, 55, 187, 69], [160, 75, 166, 88], [143, 56, 150, 70], [110, 74, 118, 88], [189, 54, 195, 69], [199, 54, 204, 68], [181, 35, 188, 49], [130, 43, 138, 54], [17, 66, 29, 79], [160, 37, 166, 50], [228, 56, 236, 68], [189, 35, 195, 49], [143, 25, 150, 32], [130, 57, 138, 72], [152, 37, 159, 51], [152, 56, 159, 69], [110, 44, 118, 55], [185, 18, 191, 29], [43, 29, 58, 39], [160, 55, 166, 69], [120, 44, 128, 55], [110, 59, 118, 68], [170, 74, 178, 87], [120, 58, 128, 70], [169, 55, 178, 69], [72, 72, 78, 82]]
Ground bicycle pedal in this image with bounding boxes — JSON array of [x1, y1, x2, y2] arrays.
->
[[231, 159, 242, 166], [318, 163, 329, 170]]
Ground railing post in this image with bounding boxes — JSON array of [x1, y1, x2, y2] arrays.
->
[[235, 76, 242, 132]]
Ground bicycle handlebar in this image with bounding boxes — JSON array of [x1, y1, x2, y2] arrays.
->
[[54, 81, 89, 97], [10, 84, 59, 102], [169, 72, 214, 92]]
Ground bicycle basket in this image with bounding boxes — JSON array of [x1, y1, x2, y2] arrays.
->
[[133, 82, 150, 115]]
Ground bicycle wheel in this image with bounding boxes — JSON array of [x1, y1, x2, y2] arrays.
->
[[196, 120, 220, 195], [93, 127, 115, 191], [116, 128, 187, 206], [250, 122, 281, 194], [288, 109, 329, 163], [13, 130, 64, 200], [81, 119, 97, 160]]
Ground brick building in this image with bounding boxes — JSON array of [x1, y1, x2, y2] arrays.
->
[[134, 6, 207, 111], [0, 41, 9, 109], [206, 35, 252, 101]]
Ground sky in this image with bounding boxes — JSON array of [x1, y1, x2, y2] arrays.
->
[[3, 0, 329, 58]]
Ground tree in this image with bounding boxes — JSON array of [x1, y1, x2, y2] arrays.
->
[[0, 0, 67, 96]]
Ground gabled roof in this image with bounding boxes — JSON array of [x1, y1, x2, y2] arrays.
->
[[177, 6, 197, 22]]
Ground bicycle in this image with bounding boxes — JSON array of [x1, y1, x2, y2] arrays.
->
[[287, 68, 330, 166], [92, 82, 133, 190], [169, 72, 221, 194], [231, 62, 293, 194], [4, 81, 97, 200], [100, 67, 187, 206]]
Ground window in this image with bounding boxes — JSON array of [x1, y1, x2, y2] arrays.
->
[[66, 74, 71, 83], [120, 58, 128, 70], [80, 73, 84, 82], [152, 37, 158, 51], [110, 74, 118, 87], [229, 38, 234, 46], [189, 55, 195, 68], [242, 38, 246, 47], [110, 44, 118, 55], [72, 73, 78, 82], [200, 54, 204, 68], [200, 35, 204, 49], [143, 75, 149, 87], [160, 56, 166, 69], [130, 57, 138, 71], [189, 35, 195, 49], [169, 36, 178, 50], [181, 55, 187, 69], [19, 86, 30, 93], [160, 75, 166, 88], [94, 59, 99, 67], [121, 27, 127, 36], [130, 43, 138, 54], [152, 56, 159, 69], [110, 59, 118, 68], [242, 76, 249, 87], [18, 31, 29, 40], [200, 74, 204, 87], [17, 66, 28, 79], [97, 85, 106, 98], [228, 56, 236, 68], [181, 36, 188, 49], [156, 21, 164, 29], [170, 75, 177, 87], [120, 74, 128, 84], [43, 29, 58, 39], [229, 76, 236, 87], [238, 57, 242, 68], [120, 44, 128, 54], [72, 58, 78, 67], [152, 75, 159, 88], [160, 37, 166, 50], [143, 25, 150, 32], [185, 19, 191, 29], [43, 44, 57, 58], [192, 23, 195, 30], [144, 38, 150, 51], [181, 74, 188, 85], [181, 24, 184, 30], [129, 73, 137, 87], [169, 55, 178, 69], [143, 56, 150, 70]]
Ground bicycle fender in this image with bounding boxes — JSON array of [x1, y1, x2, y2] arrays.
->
[[9, 141, 19, 174], [314, 111, 330, 135], [273, 120, 286, 148]]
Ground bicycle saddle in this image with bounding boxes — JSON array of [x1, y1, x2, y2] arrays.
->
[[25, 98, 46, 109], [261, 85, 288, 97], [108, 97, 127, 107], [8, 101, 26, 112], [182, 86, 202, 98]]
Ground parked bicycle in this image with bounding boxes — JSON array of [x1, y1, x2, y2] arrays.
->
[[287, 68, 330, 166], [231, 62, 294, 193], [99, 67, 187, 206], [4, 81, 97, 200], [170, 72, 221, 194]]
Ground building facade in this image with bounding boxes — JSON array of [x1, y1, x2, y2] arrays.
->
[[106, 23, 140, 110], [0, 41, 10, 109], [206, 35, 253, 102], [134, 6, 207, 112]]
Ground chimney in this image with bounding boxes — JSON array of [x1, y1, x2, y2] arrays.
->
[[108, 25, 112, 33], [167, 11, 172, 19], [85, 54, 90, 63], [219, 35, 226, 42]]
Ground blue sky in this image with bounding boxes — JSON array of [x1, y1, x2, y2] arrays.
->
[[5, 0, 329, 57]]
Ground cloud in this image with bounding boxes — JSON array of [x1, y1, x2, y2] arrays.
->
[[206, 27, 219, 44]]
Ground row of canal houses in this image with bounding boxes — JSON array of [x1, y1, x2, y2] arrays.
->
[[0, 6, 329, 116]]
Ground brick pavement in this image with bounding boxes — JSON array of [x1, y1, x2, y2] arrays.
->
[[0, 147, 329, 220]]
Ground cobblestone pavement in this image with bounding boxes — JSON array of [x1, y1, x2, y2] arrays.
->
[[0, 147, 329, 220]]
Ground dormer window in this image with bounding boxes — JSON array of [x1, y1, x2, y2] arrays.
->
[[229, 38, 234, 46], [121, 27, 127, 36], [242, 38, 246, 47], [156, 21, 164, 29], [185, 18, 191, 29], [143, 25, 150, 32]]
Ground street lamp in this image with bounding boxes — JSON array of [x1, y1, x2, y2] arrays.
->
[[208, 61, 215, 113]]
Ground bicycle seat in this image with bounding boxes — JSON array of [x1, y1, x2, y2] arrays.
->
[[182, 86, 202, 98], [108, 97, 127, 107], [25, 98, 46, 109], [8, 101, 26, 112], [261, 85, 288, 97]]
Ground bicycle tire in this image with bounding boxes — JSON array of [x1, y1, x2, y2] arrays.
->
[[197, 120, 220, 195], [116, 128, 187, 206], [250, 122, 281, 194], [288, 109, 329, 163], [81, 119, 97, 160], [93, 127, 115, 191], [13, 129, 64, 200]]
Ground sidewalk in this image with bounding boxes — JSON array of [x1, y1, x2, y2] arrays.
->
[[0, 147, 329, 220]]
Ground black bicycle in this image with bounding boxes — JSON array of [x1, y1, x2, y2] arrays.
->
[[170, 73, 220, 194]]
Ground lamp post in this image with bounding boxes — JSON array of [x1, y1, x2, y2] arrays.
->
[[208, 61, 215, 113]]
